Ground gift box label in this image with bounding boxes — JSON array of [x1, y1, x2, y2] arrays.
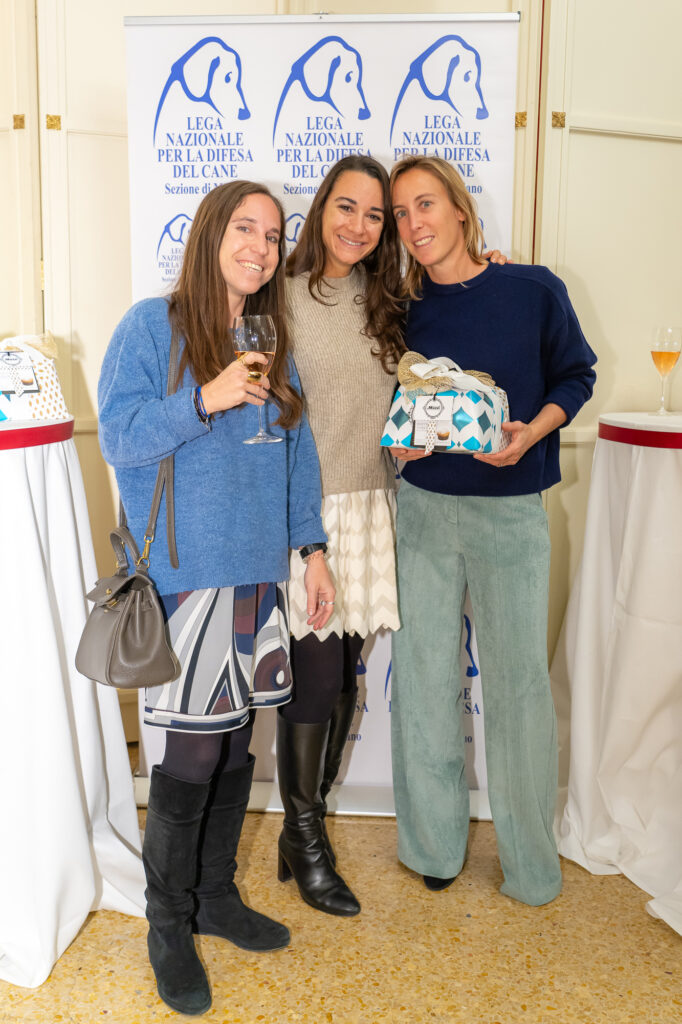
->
[[412, 395, 454, 450], [0, 351, 40, 396]]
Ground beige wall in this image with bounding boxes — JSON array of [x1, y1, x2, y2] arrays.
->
[[2, 0, 681, 665]]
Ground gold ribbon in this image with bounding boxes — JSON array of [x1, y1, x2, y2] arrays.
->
[[397, 350, 497, 394], [0, 332, 58, 360]]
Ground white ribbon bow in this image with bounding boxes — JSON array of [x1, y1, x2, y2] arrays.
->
[[409, 357, 499, 403]]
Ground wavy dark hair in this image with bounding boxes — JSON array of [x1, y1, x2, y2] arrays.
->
[[286, 156, 405, 373], [168, 180, 302, 428]]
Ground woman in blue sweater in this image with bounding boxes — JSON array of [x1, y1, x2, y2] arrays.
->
[[388, 156, 597, 907], [98, 181, 334, 1017]]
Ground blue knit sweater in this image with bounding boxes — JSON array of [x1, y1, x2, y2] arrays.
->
[[401, 263, 597, 497], [98, 298, 326, 595]]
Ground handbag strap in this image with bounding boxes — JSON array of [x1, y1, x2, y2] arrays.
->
[[110, 525, 146, 576], [118, 327, 180, 569]]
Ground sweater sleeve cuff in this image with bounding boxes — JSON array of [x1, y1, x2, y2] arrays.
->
[[166, 387, 212, 446], [544, 376, 595, 427], [289, 517, 327, 551]]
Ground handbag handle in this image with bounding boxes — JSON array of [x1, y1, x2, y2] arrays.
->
[[119, 327, 180, 569], [110, 525, 147, 576]]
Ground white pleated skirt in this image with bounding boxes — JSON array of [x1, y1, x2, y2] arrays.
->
[[289, 488, 400, 642]]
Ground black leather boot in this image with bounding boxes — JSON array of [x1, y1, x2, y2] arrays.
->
[[192, 754, 290, 952], [319, 685, 358, 866], [143, 767, 212, 1016], [276, 714, 360, 916]]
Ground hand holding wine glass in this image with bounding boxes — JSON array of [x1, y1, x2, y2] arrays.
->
[[651, 326, 681, 416], [231, 314, 282, 444], [200, 351, 269, 414]]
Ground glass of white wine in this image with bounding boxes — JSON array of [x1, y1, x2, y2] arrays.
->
[[231, 314, 282, 444], [650, 326, 681, 416]]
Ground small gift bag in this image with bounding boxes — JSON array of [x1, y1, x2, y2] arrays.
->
[[381, 351, 511, 454], [0, 334, 70, 423]]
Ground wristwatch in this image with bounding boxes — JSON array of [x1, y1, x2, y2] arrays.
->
[[299, 543, 327, 561]]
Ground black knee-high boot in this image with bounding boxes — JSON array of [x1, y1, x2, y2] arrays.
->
[[143, 767, 212, 1016], [319, 685, 358, 867], [276, 714, 360, 916], [192, 754, 290, 951]]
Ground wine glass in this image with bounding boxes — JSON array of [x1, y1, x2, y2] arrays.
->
[[231, 314, 282, 444], [650, 326, 681, 416]]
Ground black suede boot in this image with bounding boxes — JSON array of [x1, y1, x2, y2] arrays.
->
[[319, 685, 358, 867], [143, 767, 212, 1016], [192, 754, 290, 951], [276, 714, 360, 916]]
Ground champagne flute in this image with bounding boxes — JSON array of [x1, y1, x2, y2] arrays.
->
[[232, 314, 282, 444], [650, 326, 681, 416]]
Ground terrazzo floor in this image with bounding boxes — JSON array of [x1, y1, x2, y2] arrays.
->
[[1, 766, 680, 1023]]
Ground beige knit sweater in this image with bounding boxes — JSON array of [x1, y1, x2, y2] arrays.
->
[[286, 269, 397, 497]]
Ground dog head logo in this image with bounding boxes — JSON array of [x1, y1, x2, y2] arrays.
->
[[156, 214, 193, 283], [285, 213, 306, 247], [154, 37, 250, 144], [273, 35, 370, 143], [390, 35, 488, 143], [156, 213, 193, 260]]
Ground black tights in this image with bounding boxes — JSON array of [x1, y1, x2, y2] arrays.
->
[[281, 631, 364, 725], [161, 712, 254, 784]]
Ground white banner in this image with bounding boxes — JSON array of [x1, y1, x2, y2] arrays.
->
[[125, 14, 518, 298], [127, 14, 519, 814]]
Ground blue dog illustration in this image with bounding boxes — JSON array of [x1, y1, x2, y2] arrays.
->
[[154, 37, 250, 144], [390, 35, 488, 142], [273, 36, 370, 143], [285, 213, 306, 247], [156, 213, 193, 260]]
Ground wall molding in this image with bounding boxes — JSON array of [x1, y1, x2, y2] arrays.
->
[[568, 112, 682, 143], [73, 415, 98, 434]]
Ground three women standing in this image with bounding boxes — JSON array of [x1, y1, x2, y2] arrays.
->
[[98, 181, 335, 1015]]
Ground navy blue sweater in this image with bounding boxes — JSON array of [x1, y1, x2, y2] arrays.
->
[[401, 263, 597, 497]]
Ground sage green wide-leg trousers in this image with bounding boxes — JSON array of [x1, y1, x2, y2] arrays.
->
[[391, 480, 561, 906]]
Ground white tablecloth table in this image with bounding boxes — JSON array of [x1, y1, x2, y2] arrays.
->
[[551, 412, 682, 935], [0, 420, 145, 988]]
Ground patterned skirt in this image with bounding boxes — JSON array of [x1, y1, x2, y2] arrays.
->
[[288, 488, 400, 642], [144, 582, 292, 733]]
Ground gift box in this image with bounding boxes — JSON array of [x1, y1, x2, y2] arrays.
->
[[0, 334, 70, 423], [380, 352, 510, 455]]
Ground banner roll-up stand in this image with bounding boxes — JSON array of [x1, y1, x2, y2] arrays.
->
[[125, 14, 519, 817]]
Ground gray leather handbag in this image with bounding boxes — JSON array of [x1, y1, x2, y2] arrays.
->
[[75, 330, 181, 689], [75, 524, 178, 688]]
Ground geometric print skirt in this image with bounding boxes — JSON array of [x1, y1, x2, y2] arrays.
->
[[144, 581, 292, 734]]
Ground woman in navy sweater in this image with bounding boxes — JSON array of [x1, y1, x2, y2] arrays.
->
[[99, 181, 334, 1016], [388, 156, 596, 906]]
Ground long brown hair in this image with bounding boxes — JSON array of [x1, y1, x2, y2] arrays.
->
[[390, 155, 485, 300], [286, 156, 405, 373], [169, 180, 302, 427]]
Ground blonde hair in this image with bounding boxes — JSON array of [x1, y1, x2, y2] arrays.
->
[[390, 155, 485, 298]]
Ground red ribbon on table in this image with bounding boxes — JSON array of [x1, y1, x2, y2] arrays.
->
[[0, 419, 74, 450], [598, 421, 682, 449]]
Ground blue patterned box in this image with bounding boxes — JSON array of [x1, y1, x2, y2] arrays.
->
[[380, 354, 510, 455]]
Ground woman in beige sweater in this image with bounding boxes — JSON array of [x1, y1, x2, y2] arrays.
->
[[277, 155, 505, 918], [277, 156, 405, 916]]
